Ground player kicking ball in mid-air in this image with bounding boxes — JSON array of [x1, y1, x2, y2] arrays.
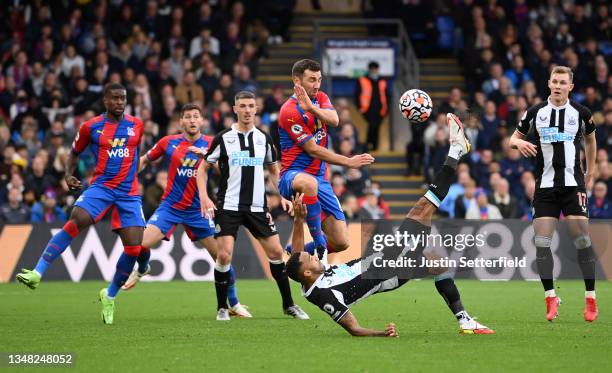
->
[[509, 66, 598, 322], [120, 103, 251, 319], [278, 59, 374, 260], [285, 114, 494, 336], [16, 84, 148, 324], [195, 91, 309, 321]]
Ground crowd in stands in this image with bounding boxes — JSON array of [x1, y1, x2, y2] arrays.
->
[[403, 0, 611, 220], [0, 1, 610, 224], [0, 0, 386, 224]]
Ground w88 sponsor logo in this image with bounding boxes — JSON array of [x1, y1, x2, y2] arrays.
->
[[107, 148, 130, 157], [176, 168, 198, 177]]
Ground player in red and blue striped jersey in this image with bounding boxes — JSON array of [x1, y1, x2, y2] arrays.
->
[[122, 103, 251, 318], [16, 83, 147, 324], [278, 59, 375, 259]]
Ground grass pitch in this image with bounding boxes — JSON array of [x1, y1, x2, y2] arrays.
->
[[0, 280, 609, 372]]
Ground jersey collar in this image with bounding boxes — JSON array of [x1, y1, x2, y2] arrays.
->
[[182, 133, 201, 143], [103, 112, 124, 123], [232, 123, 255, 134], [547, 97, 570, 110]]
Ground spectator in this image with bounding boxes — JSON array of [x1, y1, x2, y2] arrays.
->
[[588, 181, 611, 219], [358, 189, 384, 220], [489, 178, 518, 218], [175, 71, 204, 109], [341, 194, 360, 222], [454, 178, 477, 219], [354, 61, 389, 151], [438, 87, 463, 115], [0, 187, 30, 223], [466, 189, 502, 220], [25, 156, 57, 199], [31, 188, 67, 223]]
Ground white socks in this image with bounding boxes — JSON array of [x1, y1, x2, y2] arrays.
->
[[585, 291, 596, 299], [544, 289, 557, 298], [448, 143, 463, 160]]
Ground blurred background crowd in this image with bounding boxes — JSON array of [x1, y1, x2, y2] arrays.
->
[[0, 0, 610, 224]]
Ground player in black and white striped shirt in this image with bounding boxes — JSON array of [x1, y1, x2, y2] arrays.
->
[[194, 91, 309, 321], [509, 66, 598, 322], [286, 114, 494, 336]]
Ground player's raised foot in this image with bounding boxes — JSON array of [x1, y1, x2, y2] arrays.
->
[[16, 269, 41, 290], [447, 113, 471, 156], [545, 296, 561, 321], [229, 303, 253, 318], [584, 297, 598, 322], [98, 288, 115, 325], [121, 264, 151, 291], [284, 305, 310, 320], [216, 308, 230, 321], [459, 318, 495, 335]]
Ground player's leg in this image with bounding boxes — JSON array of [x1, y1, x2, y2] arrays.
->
[[193, 221, 250, 317], [16, 186, 107, 289], [122, 205, 180, 290], [319, 177, 349, 253], [563, 187, 598, 321], [121, 224, 166, 290], [290, 172, 327, 250], [532, 214, 560, 321], [99, 194, 146, 324], [212, 210, 241, 321], [245, 212, 309, 319], [404, 113, 493, 333], [257, 234, 309, 319]]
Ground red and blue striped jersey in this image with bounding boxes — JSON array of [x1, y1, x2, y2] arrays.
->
[[72, 113, 144, 196], [146, 134, 212, 211], [278, 91, 334, 177]]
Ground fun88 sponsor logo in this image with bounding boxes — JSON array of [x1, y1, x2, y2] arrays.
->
[[230, 151, 264, 166]]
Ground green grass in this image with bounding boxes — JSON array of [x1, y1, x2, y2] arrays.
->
[[0, 280, 610, 372]]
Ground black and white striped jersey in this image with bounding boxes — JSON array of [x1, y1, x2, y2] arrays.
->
[[303, 259, 402, 323], [516, 98, 594, 189], [205, 124, 277, 212]]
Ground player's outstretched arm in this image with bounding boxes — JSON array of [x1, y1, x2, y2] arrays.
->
[[291, 193, 307, 252], [196, 161, 216, 218], [509, 130, 537, 157], [338, 311, 399, 337], [302, 139, 375, 168]]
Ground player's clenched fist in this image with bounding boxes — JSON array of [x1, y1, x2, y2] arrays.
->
[[385, 323, 399, 338], [65, 175, 82, 191]]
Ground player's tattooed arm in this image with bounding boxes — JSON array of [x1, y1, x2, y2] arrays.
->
[[302, 139, 375, 168], [64, 151, 82, 191], [338, 311, 399, 337], [266, 163, 293, 215], [196, 161, 216, 218]]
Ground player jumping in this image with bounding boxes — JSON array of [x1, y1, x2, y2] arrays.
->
[[16, 83, 147, 325], [120, 103, 251, 318], [285, 114, 494, 336], [509, 66, 599, 322], [278, 59, 375, 259]]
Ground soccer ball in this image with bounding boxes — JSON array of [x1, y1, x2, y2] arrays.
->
[[398, 89, 433, 123]]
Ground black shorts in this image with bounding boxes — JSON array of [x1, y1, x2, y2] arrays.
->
[[533, 186, 588, 219], [214, 209, 278, 239]]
